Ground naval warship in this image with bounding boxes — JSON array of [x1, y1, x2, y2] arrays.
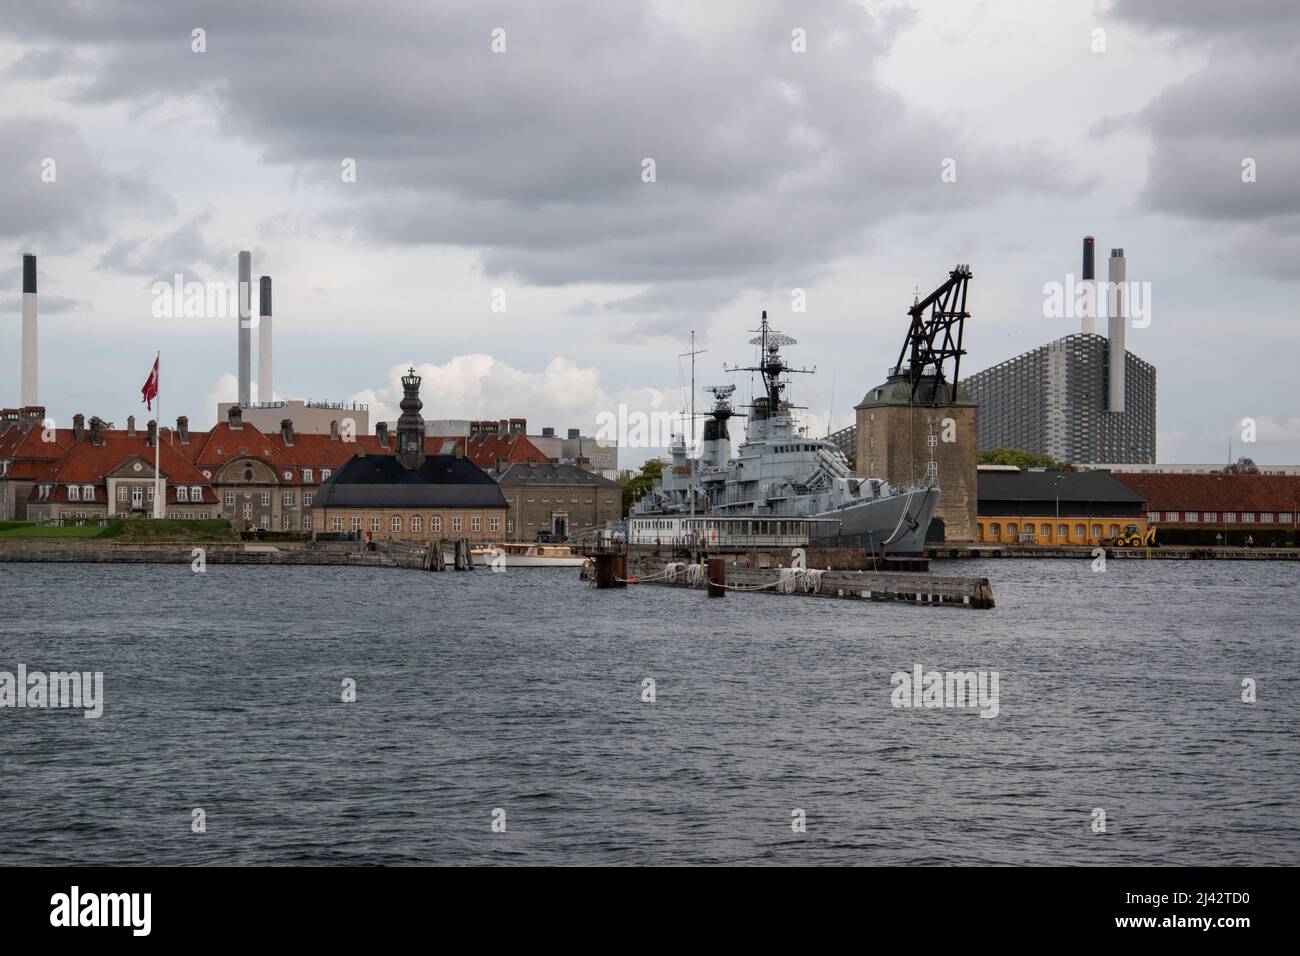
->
[[631, 313, 939, 555]]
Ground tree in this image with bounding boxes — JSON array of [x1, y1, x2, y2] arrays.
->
[[978, 448, 1058, 470], [619, 459, 664, 515], [1223, 457, 1259, 475]]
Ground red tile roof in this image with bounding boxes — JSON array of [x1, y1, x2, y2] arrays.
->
[[1113, 473, 1300, 513], [26, 432, 218, 504]]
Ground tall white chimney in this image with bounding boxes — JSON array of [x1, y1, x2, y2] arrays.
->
[[1107, 248, 1126, 413], [21, 254, 37, 407], [1080, 235, 1096, 336], [238, 250, 252, 406], [258, 276, 272, 403]]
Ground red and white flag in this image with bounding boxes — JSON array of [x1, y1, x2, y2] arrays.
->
[[141, 356, 159, 411]]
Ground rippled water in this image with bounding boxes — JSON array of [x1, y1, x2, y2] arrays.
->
[[1, 559, 1296, 865]]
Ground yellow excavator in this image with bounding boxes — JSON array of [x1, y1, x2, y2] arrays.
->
[[1105, 524, 1157, 548]]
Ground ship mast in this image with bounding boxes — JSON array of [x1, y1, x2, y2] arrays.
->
[[679, 330, 707, 517]]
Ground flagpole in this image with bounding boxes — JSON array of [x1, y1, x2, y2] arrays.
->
[[154, 351, 162, 518]]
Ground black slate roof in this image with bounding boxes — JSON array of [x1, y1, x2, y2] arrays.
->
[[498, 462, 620, 487], [977, 470, 1146, 505], [314, 454, 507, 509]]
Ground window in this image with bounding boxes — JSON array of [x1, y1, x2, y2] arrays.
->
[[282, 515, 291, 530], [260, 515, 270, 530], [199, 513, 209, 520], [411, 516, 422, 533], [988, 523, 1001, 538], [1007, 523, 1018, 536], [1262, 513, 1275, 523], [490, 516, 500, 533], [471, 516, 481, 532], [1281, 513, 1293, 524], [282, 492, 294, 506], [1185, 512, 1199, 523], [132, 487, 143, 507], [430, 516, 441, 533], [1223, 512, 1237, 523], [190, 486, 202, 501], [1057, 524, 1068, 540], [303, 468, 313, 482], [83, 486, 95, 501], [1108, 525, 1119, 538], [332, 517, 342, 532], [391, 516, 402, 532], [1242, 512, 1255, 523], [1165, 511, 1179, 522], [303, 492, 313, 507], [1203, 512, 1217, 523], [1075, 523, 1086, 538], [225, 491, 235, 506], [117, 485, 129, 501], [177, 486, 188, 502], [351, 517, 362, 532], [1147, 511, 1159, 523], [321, 469, 331, 481], [68, 485, 80, 501], [243, 503, 253, 519], [303, 515, 312, 531], [452, 516, 462, 533], [506, 519, 514, 533], [1091, 524, 1102, 537], [370, 517, 381, 532], [147, 487, 155, 501], [260, 493, 270, 506]]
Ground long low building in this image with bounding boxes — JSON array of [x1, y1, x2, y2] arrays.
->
[[1110, 472, 1300, 546], [976, 469, 1148, 546]]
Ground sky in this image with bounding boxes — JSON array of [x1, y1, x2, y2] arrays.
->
[[2, 0, 1298, 468]]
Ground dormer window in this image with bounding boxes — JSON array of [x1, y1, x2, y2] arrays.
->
[[83, 485, 95, 501], [68, 485, 80, 501], [303, 468, 313, 482], [321, 469, 331, 481]]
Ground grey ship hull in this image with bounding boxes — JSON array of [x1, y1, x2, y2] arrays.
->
[[812, 486, 940, 555]]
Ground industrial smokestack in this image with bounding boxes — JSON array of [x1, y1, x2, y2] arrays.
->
[[258, 275, 272, 404], [238, 251, 252, 406], [1107, 248, 1126, 413], [21, 254, 37, 407], [1081, 236, 1096, 335]]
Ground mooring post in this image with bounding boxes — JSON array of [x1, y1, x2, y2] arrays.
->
[[707, 556, 726, 598]]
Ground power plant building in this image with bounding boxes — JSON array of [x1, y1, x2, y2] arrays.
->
[[963, 241, 1157, 465]]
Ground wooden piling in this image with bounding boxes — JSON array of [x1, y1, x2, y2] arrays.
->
[[707, 556, 726, 597]]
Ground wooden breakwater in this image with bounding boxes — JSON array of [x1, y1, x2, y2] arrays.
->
[[588, 551, 993, 609]]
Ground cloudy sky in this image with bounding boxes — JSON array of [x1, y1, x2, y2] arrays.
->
[[2, 0, 1298, 466]]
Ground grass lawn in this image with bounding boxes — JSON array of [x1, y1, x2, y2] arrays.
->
[[0, 518, 236, 541]]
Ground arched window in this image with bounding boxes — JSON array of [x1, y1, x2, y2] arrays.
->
[[411, 516, 423, 533], [391, 515, 402, 532], [989, 522, 1001, 538], [1108, 524, 1120, 537], [430, 515, 442, 533]]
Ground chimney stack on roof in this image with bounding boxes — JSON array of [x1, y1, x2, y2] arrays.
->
[[258, 275, 272, 404], [72, 413, 85, 441], [127, 416, 136, 436], [280, 418, 294, 445], [1081, 235, 1096, 336], [376, 421, 389, 447], [238, 251, 252, 406], [227, 405, 243, 429], [177, 415, 189, 444], [329, 419, 340, 441], [147, 419, 157, 447], [21, 254, 38, 407], [1107, 247, 1127, 414]]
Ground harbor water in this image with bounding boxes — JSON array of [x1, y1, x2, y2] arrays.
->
[[1, 560, 1296, 865]]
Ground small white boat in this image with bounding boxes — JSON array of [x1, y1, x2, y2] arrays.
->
[[469, 542, 589, 568]]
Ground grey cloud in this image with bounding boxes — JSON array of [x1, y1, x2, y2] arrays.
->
[[0, 116, 168, 249], [95, 210, 236, 281], [2, 0, 1085, 333]]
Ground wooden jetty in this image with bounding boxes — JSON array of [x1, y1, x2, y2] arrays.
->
[[586, 549, 993, 609]]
